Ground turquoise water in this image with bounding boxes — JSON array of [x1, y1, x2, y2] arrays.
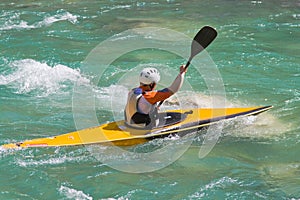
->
[[1, 0, 299, 199]]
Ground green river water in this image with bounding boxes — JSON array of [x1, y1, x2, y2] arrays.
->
[[0, 0, 299, 199]]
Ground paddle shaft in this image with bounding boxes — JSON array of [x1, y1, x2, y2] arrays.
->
[[185, 58, 192, 69]]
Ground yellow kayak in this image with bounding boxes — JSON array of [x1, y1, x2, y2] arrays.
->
[[1, 106, 272, 149]]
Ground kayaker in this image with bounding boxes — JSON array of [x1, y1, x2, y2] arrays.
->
[[124, 65, 187, 128]]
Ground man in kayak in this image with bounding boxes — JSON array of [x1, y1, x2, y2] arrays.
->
[[124, 65, 187, 128]]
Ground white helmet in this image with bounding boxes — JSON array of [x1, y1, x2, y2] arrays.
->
[[139, 67, 160, 85]]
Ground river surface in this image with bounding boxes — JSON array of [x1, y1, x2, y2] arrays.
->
[[0, 0, 299, 199]]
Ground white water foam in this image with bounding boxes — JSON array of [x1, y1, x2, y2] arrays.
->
[[14, 148, 92, 167], [0, 9, 78, 31], [221, 114, 289, 139], [164, 92, 234, 108], [101, 4, 132, 14], [59, 185, 93, 200], [0, 59, 89, 96], [189, 176, 239, 199], [16, 156, 71, 167]]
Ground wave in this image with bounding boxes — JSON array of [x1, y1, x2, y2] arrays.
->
[[0, 9, 78, 31], [260, 162, 300, 197], [0, 59, 89, 96], [189, 176, 239, 199], [100, 4, 132, 14], [59, 185, 92, 200]]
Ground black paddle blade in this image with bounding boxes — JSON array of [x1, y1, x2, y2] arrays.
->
[[190, 26, 217, 61]]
